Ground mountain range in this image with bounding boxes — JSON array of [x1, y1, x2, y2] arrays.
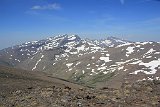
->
[[0, 34, 160, 88]]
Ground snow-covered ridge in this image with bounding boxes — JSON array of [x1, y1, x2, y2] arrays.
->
[[12, 35, 131, 58], [15, 35, 131, 52], [84, 36, 131, 48]]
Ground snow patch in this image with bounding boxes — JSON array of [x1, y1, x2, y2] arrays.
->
[[103, 71, 108, 74], [155, 52, 160, 54], [140, 42, 149, 45], [76, 62, 81, 66], [136, 45, 141, 48], [129, 60, 142, 64], [146, 56, 152, 58], [87, 64, 90, 66], [99, 57, 111, 62], [126, 46, 134, 54], [66, 63, 73, 68], [68, 35, 77, 40], [91, 56, 95, 59], [76, 45, 85, 52], [82, 70, 85, 74], [130, 58, 160, 74], [69, 68, 72, 71], [106, 54, 110, 57], [15, 59, 20, 62], [53, 63, 56, 66], [32, 55, 44, 71], [145, 48, 156, 55], [43, 66, 46, 70], [91, 69, 98, 74], [97, 66, 106, 70], [116, 43, 132, 48], [118, 66, 124, 70]]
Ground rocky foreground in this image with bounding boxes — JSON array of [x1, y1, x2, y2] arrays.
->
[[0, 65, 160, 107], [1, 81, 160, 107]]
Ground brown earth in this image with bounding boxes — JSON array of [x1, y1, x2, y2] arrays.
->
[[0, 65, 160, 107]]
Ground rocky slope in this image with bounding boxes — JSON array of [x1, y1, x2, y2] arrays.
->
[[0, 65, 160, 107], [0, 35, 160, 88]]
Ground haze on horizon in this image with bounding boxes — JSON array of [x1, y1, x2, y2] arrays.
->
[[0, 0, 160, 49]]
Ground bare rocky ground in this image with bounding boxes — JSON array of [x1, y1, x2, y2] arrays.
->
[[0, 65, 160, 107]]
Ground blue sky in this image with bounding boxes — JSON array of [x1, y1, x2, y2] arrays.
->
[[0, 0, 160, 49]]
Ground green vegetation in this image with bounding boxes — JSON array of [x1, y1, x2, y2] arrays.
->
[[0, 61, 13, 67], [85, 71, 115, 87], [68, 71, 116, 88], [68, 72, 86, 85]]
